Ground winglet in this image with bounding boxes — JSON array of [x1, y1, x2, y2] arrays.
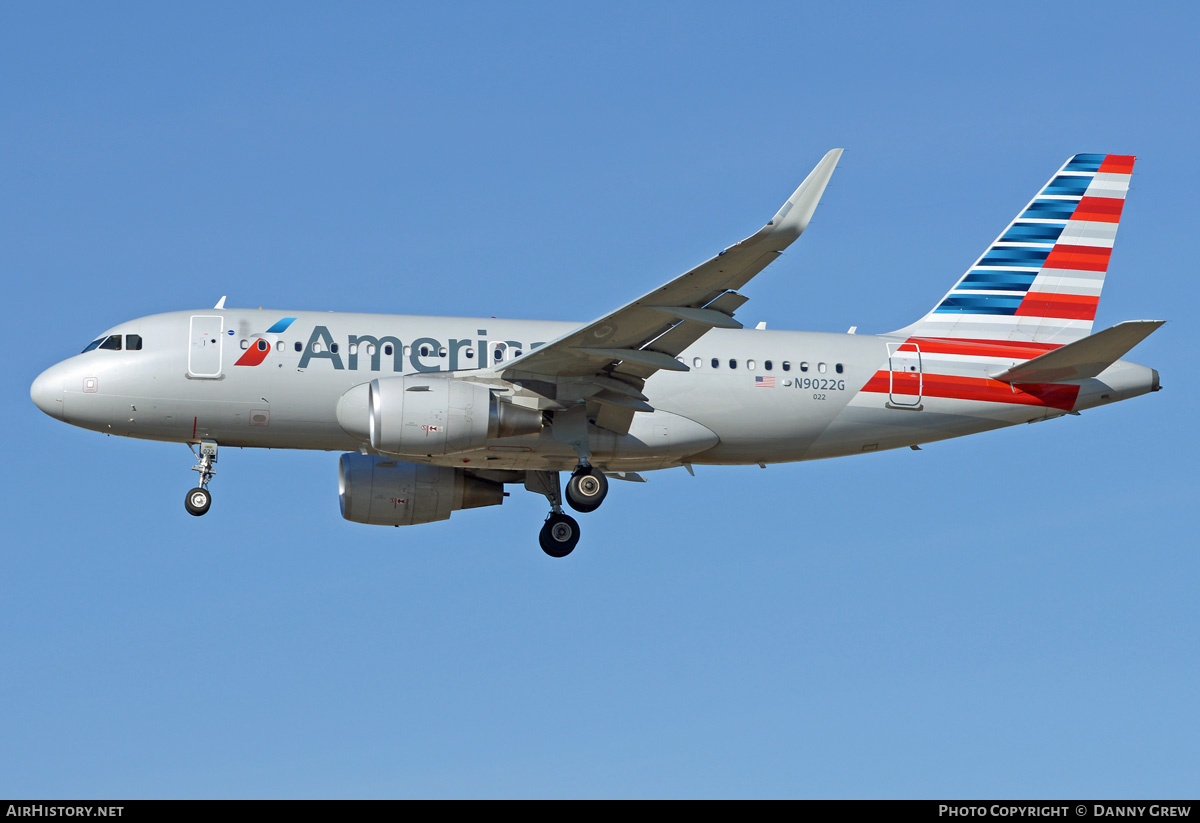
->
[[764, 148, 843, 244], [214, 295, 227, 309]]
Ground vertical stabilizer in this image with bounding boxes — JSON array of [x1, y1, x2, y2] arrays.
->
[[895, 154, 1135, 345]]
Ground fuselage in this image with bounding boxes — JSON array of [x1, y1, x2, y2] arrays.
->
[[30, 307, 1159, 473]]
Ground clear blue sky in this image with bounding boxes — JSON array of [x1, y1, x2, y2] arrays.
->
[[3, 1, 1196, 798]]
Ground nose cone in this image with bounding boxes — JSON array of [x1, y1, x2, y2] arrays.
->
[[31, 365, 65, 420]]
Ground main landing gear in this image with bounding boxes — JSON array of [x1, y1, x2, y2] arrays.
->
[[565, 464, 608, 513], [527, 464, 609, 558], [185, 440, 218, 517], [540, 512, 580, 558]]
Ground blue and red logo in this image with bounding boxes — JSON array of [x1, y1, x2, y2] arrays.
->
[[234, 317, 296, 366]]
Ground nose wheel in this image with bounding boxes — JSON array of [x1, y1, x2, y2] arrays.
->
[[185, 487, 212, 516], [565, 465, 608, 513], [185, 440, 218, 517]]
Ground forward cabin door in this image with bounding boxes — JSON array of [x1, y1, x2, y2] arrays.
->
[[188, 315, 225, 378], [887, 342, 922, 407]]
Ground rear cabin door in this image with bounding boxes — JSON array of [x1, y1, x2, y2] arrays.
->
[[188, 315, 225, 378], [887, 342, 923, 407]]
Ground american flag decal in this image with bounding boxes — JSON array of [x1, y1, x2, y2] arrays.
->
[[755, 376, 776, 388]]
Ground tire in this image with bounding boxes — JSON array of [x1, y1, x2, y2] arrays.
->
[[565, 467, 608, 513], [539, 512, 580, 557], [185, 487, 211, 517]]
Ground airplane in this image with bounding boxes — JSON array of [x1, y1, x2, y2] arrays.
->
[[30, 150, 1163, 557]]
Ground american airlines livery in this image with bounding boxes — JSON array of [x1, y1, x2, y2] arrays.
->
[[30, 150, 1162, 557]]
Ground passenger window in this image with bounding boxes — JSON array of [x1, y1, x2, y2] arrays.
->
[[419, 344, 430, 356], [729, 359, 737, 369], [493, 349, 503, 361], [330, 343, 339, 354], [693, 357, 703, 368], [384, 344, 393, 355], [294, 342, 302, 352], [466, 348, 475, 359], [835, 363, 844, 374], [782, 361, 791, 372], [256, 339, 269, 352], [276, 341, 285, 352], [439, 347, 448, 358], [312, 342, 323, 353], [126, 334, 142, 351], [747, 359, 756, 370], [818, 362, 827, 373], [403, 346, 411, 356], [240, 339, 250, 350], [366, 344, 376, 356], [99, 335, 122, 351], [711, 358, 719, 369], [765, 360, 772, 371], [800, 362, 809, 372]]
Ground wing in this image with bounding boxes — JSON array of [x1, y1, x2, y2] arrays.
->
[[498, 148, 843, 432]]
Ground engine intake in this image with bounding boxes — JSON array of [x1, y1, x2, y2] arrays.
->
[[336, 376, 542, 456], [339, 453, 503, 526]]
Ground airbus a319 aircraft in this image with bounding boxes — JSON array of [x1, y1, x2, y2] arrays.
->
[[31, 150, 1163, 557]]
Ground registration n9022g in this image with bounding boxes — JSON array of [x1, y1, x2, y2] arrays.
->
[[793, 378, 845, 391]]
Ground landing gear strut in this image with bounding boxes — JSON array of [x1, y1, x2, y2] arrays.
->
[[185, 440, 218, 517], [566, 464, 608, 513], [526, 470, 580, 558]]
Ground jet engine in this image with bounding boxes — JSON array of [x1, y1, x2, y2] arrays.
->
[[339, 453, 504, 526], [336, 376, 543, 456]]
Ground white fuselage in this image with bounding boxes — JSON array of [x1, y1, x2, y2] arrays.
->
[[30, 308, 1159, 474]]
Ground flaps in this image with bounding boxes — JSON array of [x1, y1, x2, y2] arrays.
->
[[575, 347, 689, 372], [591, 390, 654, 413], [646, 305, 743, 329]]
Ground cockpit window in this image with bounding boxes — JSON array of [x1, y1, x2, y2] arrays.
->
[[83, 333, 140, 353]]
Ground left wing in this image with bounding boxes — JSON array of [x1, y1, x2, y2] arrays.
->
[[498, 148, 843, 431]]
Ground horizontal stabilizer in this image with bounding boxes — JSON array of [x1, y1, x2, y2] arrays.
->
[[990, 320, 1164, 383]]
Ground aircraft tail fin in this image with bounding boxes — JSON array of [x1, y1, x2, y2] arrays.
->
[[989, 320, 1163, 383], [895, 154, 1136, 346]]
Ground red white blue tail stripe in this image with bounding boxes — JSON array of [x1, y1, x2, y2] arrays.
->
[[896, 154, 1134, 345]]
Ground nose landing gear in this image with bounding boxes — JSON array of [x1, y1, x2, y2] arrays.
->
[[185, 440, 218, 517], [185, 486, 211, 516]]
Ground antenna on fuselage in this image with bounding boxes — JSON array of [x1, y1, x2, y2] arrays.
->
[[214, 296, 227, 309]]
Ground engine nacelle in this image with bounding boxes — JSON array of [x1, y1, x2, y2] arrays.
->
[[338, 453, 503, 526], [336, 376, 542, 456]]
